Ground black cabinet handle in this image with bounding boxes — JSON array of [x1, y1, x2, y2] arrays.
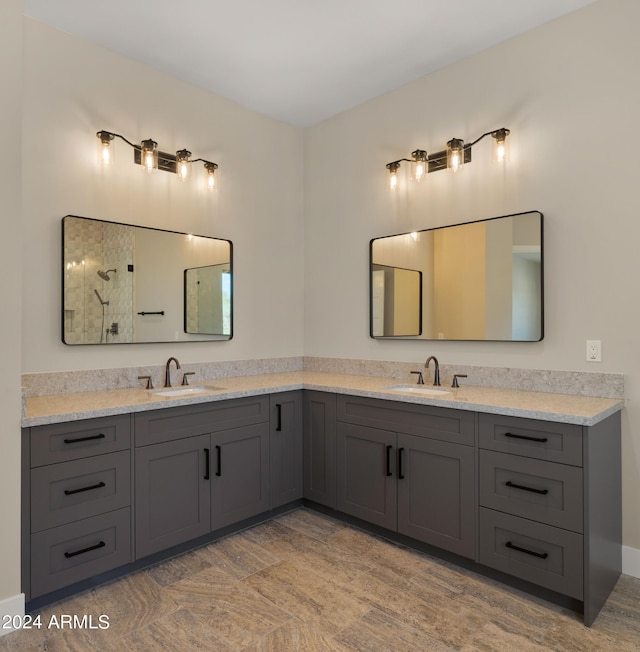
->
[[386, 445, 393, 477], [216, 445, 222, 477], [276, 404, 282, 432], [505, 541, 548, 559], [64, 541, 106, 559], [398, 448, 405, 480], [504, 432, 548, 443], [505, 480, 549, 495], [64, 481, 106, 496], [63, 433, 106, 444], [204, 448, 210, 480]]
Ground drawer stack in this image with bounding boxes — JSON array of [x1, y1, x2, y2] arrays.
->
[[477, 413, 584, 599], [26, 415, 132, 599]]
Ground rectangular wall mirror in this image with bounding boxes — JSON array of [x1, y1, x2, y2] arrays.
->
[[62, 215, 233, 344], [370, 211, 543, 341]]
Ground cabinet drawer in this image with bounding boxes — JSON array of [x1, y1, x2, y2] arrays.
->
[[479, 450, 583, 533], [135, 396, 269, 446], [479, 508, 583, 600], [30, 415, 131, 467], [31, 451, 131, 533], [30, 508, 131, 599], [337, 395, 475, 446], [479, 414, 582, 466]]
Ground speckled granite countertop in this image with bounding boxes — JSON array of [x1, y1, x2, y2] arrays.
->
[[22, 371, 624, 428]]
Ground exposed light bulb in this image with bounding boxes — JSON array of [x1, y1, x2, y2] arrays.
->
[[96, 131, 115, 167], [447, 138, 465, 173], [140, 139, 158, 172], [410, 150, 428, 182], [204, 162, 218, 191], [176, 149, 191, 181], [492, 128, 510, 165], [386, 161, 401, 191]]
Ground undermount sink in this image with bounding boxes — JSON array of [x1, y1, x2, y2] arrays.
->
[[383, 384, 451, 396], [151, 385, 225, 397]]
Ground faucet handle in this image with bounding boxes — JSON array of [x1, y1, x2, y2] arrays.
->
[[181, 372, 196, 386], [138, 375, 153, 390], [410, 371, 424, 385], [451, 374, 467, 388]]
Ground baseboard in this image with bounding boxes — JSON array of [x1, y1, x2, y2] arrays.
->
[[622, 545, 640, 579], [0, 593, 25, 637]]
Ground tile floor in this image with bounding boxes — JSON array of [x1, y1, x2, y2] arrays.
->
[[1, 508, 640, 651]]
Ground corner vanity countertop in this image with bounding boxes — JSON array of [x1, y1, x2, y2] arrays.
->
[[22, 371, 624, 428]]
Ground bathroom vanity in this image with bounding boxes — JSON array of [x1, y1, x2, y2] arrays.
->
[[21, 373, 622, 626]]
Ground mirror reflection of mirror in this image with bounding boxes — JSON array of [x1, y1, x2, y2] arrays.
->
[[184, 263, 232, 336], [370, 211, 543, 342], [371, 264, 422, 336], [62, 216, 233, 344]]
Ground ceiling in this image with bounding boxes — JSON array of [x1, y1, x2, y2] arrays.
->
[[23, 0, 597, 127]]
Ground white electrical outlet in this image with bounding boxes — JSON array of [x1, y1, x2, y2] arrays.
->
[[586, 340, 602, 362]]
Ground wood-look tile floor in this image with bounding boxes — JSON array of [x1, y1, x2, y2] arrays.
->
[[2, 509, 640, 651]]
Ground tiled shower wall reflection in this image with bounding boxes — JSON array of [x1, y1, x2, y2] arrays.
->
[[63, 219, 134, 344]]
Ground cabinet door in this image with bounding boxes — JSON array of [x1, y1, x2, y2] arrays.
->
[[303, 391, 337, 508], [135, 434, 211, 559], [397, 433, 475, 559], [211, 423, 269, 530], [337, 423, 396, 530], [270, 392, 303, 508]]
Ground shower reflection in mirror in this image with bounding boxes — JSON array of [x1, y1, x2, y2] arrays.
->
[[62, 216, 233, 345]]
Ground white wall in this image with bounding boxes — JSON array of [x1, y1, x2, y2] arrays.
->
[[0, 0, 23, 612], [304, 0, 640, 549], [22, 19, 304, 373]]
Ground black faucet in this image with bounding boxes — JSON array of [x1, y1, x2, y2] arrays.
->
[[164, 357, 181, 387], [424, 356, 440, 386]]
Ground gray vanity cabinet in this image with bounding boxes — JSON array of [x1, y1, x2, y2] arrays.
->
[[303, 391, 337, 508], [270, 391, 303, 508], [23, 415, 132, 601], [134, 434, 211, 559], [336, 422, 397, 530], [477, 411, 622, 626], [134, 396, 270, 560], [210, 422, 269, 529], [336, 395, 476, 558], [396, 432, 475, 558]]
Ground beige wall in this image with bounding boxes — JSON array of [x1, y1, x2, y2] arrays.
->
[[0, 0, 23, 608], [433, 223, 486, 339], [304, 0, 640, 551], [22, 19, 304, 373]]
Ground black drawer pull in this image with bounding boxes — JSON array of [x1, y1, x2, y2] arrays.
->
[[63, 433, 106, 445], [504, 432, 548, 444], [64, 481, 106, 496], [398, 447, 405, 480], [276, 404, 282, 432], [216, 445, 222, 477], [386, 445, 392, 477], [204, 448, 210, 480], [64, 541, 106, 559], [505, 480, 549, 495], [505, 541, 548, 559]]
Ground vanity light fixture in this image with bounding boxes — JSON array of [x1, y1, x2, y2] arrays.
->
[[96, 130, 219, 189], [385, 127, 510, 187]]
